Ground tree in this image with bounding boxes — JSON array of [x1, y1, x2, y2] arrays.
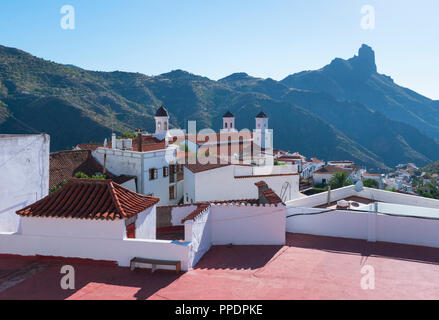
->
[[363, 178, 379, 189], [329, 172, 352, 189]]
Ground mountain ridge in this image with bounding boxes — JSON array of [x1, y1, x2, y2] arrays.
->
[[1, 44, 438, 170]]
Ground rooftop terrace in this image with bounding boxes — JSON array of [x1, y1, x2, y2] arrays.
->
[[1, 233, 439, 300]]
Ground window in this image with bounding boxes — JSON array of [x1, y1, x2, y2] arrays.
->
[[157, 122, 161, 130], [225, 122, 228, 128], [169, 185, 175, 200], [163, 166, 169, 177], [170, 164, 176, 175], [164, 121, 168, 130], [149, 168, 158, 180]]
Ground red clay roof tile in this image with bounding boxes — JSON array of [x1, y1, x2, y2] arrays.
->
[[17, 179, 159, 220]]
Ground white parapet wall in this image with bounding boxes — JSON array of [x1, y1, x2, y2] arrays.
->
[[184, 203, 287, 267], [286, 190, 439, 249], [0, 232, 191, 271], [0, 134, 50, 233]]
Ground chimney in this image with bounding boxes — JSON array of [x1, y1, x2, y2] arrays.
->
[[255, 181, 269, 203], [137, 129, 143, 152], [111, 133, 116, 150]]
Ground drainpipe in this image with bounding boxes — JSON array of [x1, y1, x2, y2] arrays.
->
[[327, 185, 331, 205]]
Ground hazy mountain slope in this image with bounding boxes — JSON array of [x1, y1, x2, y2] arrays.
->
[[220, 73, 439, 167], [0, 44, 437, 169], [281, 44, 439, 140]]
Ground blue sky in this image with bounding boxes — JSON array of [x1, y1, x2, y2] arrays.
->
[[1, 0, 438, 99]]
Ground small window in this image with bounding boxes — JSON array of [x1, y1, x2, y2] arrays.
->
[[230, 122, 233, 128], [163, 166, 169, 177], [170, 164, 176, 175], [157, 122, 161, 130], [164, 121, 168, 130], [169, 185, 175, 200], [149, 168, 158, 180], [225, 122, 228, 128]]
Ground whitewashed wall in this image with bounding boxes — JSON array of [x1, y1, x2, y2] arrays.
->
[[0, 232, 191, 271], [286, 208, 370, 240], [313, 173, 334, 185], [210, 204, 286, 245], [286, 205, 439, 248], [94, 147, 182, 205], [135, 206, 156, 240], [170, 205, 198, 226], [21, 217, 126, 239], [185, 165, 299, 203], [185, 208, 212, 268], [0, 134, 50, 233], [120, 179, 137, 192]]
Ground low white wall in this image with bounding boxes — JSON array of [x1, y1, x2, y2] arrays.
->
[[286, 205, 439, 248], [286, 207, 369, 241], [0, 232, 191, 271], [171, 205, 198, 226], [285, 185, 356, 208], [376, 214, 439, 248], [186, 208, 212, 268], [210, 205, 286, 245], [183, 204, 286, 268]]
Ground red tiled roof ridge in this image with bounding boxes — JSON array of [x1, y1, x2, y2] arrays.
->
[[181, 202, 211, 223], [17, 179, 159, 220], [235, 173, 299, 179]]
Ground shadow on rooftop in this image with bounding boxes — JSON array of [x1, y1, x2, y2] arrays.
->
[[287, 233, 439, 266], [0, 256, 182, 300], [194, 244, 284, 270]]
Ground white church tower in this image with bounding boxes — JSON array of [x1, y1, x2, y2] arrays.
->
[[154, 105, 170, 140], [222, 111, 235, 132], [254, 111, 271, 149]]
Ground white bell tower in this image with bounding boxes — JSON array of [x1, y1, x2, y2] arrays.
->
[[254, 111, 270, 149], [154, 105, 170, 140], [222, 111, 235, 132]]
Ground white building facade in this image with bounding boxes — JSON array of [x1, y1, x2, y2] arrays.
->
[[183, 164, 300, 203], [0, 134, 50, 233]]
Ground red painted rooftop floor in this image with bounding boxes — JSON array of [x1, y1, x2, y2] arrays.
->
[[1, 233, 439, 300]]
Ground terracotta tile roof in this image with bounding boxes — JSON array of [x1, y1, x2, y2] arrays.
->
[[112, 175, 137, 185], [363, 172, 382, 177], [277, 156, 302, 161], [50, 150, 113, 189], [181, 203, 211, 223], [254, 181, 283, 205], [235, 173, 299, 179], [184, 161, 232, 173], [314, 165, 350, 174], [50, 150, 134, 189], [75, 143, 104, 152], [262, 189, 283, 205], [17, 179, 159, 220], [131, 135, 166, 152]]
